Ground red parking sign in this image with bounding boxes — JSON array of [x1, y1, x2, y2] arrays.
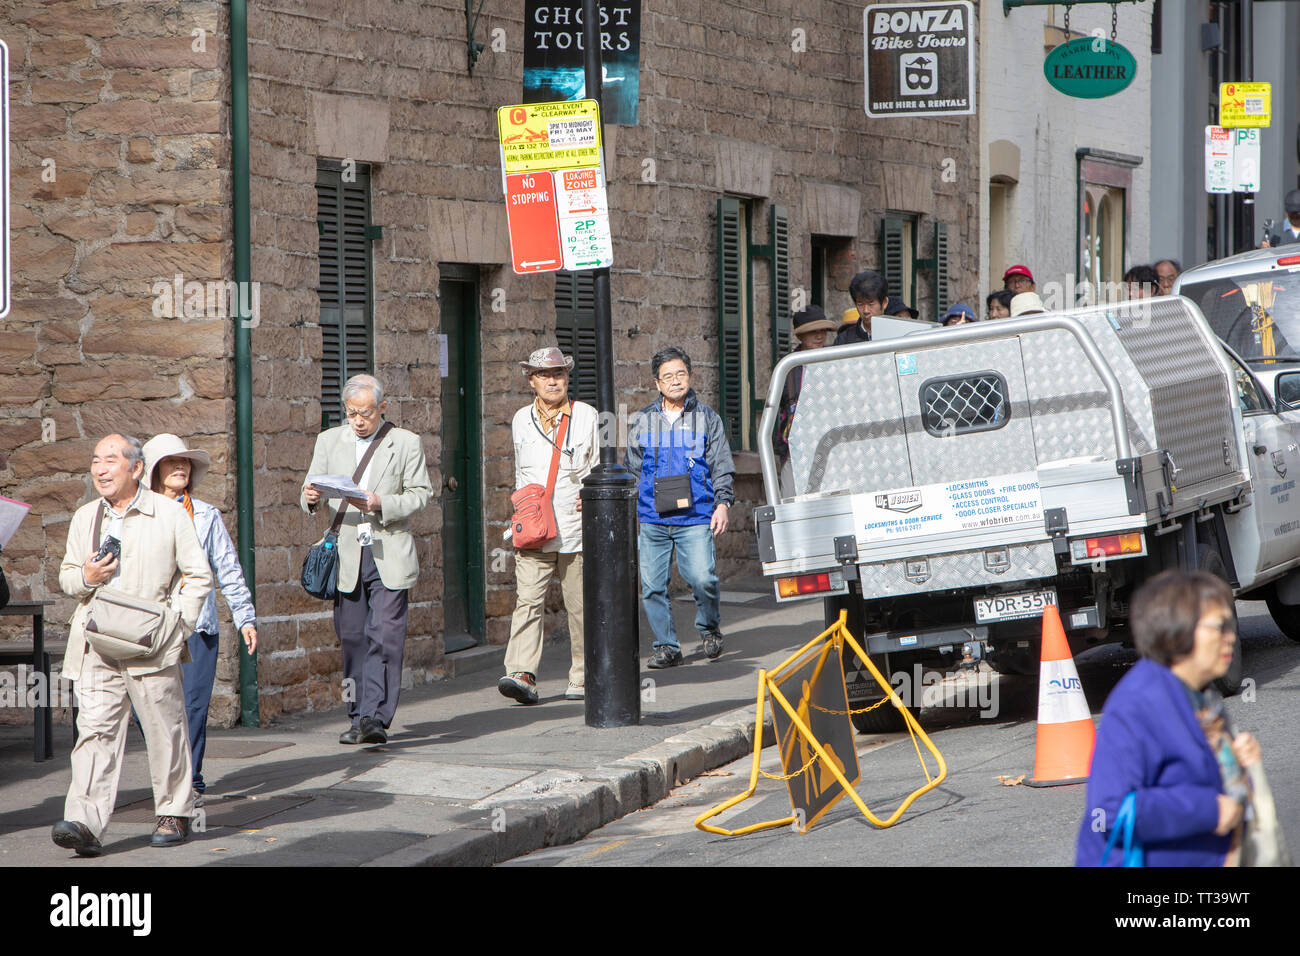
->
[[505, 172, 563, 275]]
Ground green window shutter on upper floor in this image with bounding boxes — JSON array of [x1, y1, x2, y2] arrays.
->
[[553, 270, 598, 405], [932, 221, 950, 319], [717, 197, 744, 449], [881, 217, 905, 301], [317, 163, 375, 430], [770, 204, 791, 362]]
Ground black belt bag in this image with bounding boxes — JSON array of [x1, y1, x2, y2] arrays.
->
[[653, 473, 692, 515]]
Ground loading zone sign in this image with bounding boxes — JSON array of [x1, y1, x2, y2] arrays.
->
[[864, 2, 974, 118]]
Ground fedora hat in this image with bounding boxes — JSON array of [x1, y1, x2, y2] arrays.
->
[[142, 433, 211, 493], [519, 345, 575, 376]]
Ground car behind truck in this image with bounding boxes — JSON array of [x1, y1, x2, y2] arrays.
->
[[755, 285, 1300, 733]]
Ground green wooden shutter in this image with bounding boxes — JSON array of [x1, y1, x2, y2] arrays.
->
[[717, 197, 744, 448], [769, 204, 791, 362], [316, 164, 374, 429], [881, 217, 905, 300], [932, 222, 950, 319], [553, 271, 598, 405]]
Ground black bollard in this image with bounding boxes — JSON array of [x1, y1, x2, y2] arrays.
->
[[579, 0, 640, 727]]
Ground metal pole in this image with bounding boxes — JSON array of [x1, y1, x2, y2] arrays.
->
[[231, 0, 259, 726], [580, 0, 640, 727], [1239, 0, 1255, 248]]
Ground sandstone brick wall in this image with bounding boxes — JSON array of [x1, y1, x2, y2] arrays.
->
[[1, 1, 233, 722], [3, 0, 980, 725]]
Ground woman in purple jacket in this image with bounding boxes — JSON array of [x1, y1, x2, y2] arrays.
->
[[1076, 571, 1261, 866]]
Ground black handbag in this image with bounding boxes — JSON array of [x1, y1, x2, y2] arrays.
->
[[651, 409, 696, 516], [301, 422, 392, 600]]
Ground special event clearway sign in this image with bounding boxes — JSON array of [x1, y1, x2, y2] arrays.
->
[[863, 2, 975, 118], [498, 100, 613, 273]]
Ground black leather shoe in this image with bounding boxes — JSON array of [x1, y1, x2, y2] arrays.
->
[[52, 820, 103, 857], [339, 724, 363, 745], [359, 716, 388, 744]]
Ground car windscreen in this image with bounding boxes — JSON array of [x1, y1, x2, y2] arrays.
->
[[1179, 269, 1300, 363]]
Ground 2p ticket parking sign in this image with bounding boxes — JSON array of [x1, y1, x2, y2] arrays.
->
[[497, 99, 613, 274], [863, 1, 975, 118]]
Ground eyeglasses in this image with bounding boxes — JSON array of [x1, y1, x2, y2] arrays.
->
[[658, 371, 689, 384], [1199, 618, 1236, 637], [345, 407, 378, 420]]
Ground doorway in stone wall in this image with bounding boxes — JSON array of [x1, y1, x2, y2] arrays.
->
[[438, 265, 484, 652]]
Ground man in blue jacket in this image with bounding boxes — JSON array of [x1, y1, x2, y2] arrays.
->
[[626, 347, 736, 668]]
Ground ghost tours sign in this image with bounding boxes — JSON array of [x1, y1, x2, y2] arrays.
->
[[1043, 38, 1137, 99], [863, 2, 975, 118], [523, 1, 641, 126]]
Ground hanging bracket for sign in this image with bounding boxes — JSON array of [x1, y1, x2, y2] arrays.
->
[[1002, 0, 1144, 15]]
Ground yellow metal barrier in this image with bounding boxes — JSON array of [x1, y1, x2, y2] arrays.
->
[[694, 611, 947, 836]]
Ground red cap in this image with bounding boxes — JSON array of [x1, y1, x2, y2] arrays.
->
[[1003, 264, 1034, 282]]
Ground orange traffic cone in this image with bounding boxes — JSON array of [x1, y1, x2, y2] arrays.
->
[[1025, 605, 1095, 787]]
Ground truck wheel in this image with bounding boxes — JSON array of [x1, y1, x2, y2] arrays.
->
[[988, 650, 1039, 676], [1264, 591, 1300, 644], [850, 695, 906, 734], [1198, 546, 1244, 697]]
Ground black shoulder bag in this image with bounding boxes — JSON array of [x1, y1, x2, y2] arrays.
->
[[301, 422, 393, 600]]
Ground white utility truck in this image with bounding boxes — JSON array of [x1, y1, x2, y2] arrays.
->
[[756, 271, 1300, 733]]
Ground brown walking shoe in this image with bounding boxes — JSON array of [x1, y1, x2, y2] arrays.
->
[[151, 815, 190, 847]]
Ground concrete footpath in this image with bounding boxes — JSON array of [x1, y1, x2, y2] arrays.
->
[[0, 579, 824, 867]]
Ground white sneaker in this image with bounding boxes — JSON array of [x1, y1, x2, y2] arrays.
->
[[564, 684, 584, 700], [191, 788, 205, 809]]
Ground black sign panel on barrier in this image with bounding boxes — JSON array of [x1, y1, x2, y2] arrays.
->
[[769, 639, 862, 831], [863, 1, 975, 118], [523, 1, 641, 126]]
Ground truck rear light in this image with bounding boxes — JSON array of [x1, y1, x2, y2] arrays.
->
[[1069, 532, 1145, 563], [1277, 255, 1300, 267], [777, 572, 833, 598]]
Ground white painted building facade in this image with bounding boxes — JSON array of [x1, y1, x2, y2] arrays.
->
[[977, 3, 1153, 311]]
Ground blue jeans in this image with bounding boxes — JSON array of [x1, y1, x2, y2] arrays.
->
[[639, 523, 720, 649], [182, 630, 220, 793]]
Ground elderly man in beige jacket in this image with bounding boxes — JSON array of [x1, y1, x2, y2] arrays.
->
[[52, 434, 212, 857], [499, 347, 600, 705], [301, 374, 433, 745]]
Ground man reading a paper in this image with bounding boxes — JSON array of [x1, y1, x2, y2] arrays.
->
[[301, 375, 432, 745]]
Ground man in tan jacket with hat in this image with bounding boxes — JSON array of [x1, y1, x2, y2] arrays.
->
[[52, 434, 212, 857], [500, 346, 600, 705]]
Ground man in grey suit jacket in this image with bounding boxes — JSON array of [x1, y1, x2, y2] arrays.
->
[[301, 375, 432, 744]]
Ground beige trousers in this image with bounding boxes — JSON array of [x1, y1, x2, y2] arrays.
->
[[65, 643, 194, 839], [504, 549, 585, 686]]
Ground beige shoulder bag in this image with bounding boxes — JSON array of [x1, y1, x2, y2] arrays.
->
[[83, 504, 184, 662]]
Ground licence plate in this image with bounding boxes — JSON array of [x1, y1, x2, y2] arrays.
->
[[974, 589, 1057, 623]]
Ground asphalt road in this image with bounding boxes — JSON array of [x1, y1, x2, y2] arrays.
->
[[503, 600, 1300, 867]]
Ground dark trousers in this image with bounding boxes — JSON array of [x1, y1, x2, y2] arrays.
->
[[182, 630, 220, 793], [333, 546, 409, 728]]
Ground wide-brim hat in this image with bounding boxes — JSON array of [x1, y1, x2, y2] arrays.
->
[[519, 345, 575, 376], [1009, 292, 1046, 316], [792, 305, 836, 335], [142, 433, 211, 492]]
